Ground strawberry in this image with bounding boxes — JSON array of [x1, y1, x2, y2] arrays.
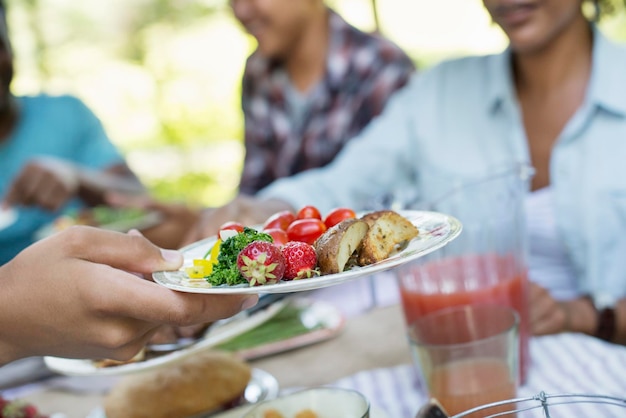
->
[[237, 241, 286, 286], [281, 241, 319, 280]]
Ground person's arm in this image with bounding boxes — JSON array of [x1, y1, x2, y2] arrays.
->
[[4, 157, 144, 212], [0, 227, 257, 366], [529, 282, 626, 345]]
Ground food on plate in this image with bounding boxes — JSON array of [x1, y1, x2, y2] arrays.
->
[[314, 218, 369, 275], [0, 395, 48, 418], [103, 350, 251, 418], [357, 210, 420, 266], [93, 348, 146, 368], [323, 207, 357, 229], [263, 210, 297, 231], [281, 241, 318, 280], [263, 410, 318, 418], [207, 227, 273, 286], [237, 241, 286, 286], [296, 205, 322, 220], [186, 207, 419, 287], [286, 218, 327, 245]]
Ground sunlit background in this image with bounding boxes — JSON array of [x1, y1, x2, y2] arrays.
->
[[6, 0, 626, 206]]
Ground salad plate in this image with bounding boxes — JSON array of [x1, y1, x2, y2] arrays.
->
[[153, 210, 462, 295], [44, 299, 287, 377], [216, 298, 345, 360]]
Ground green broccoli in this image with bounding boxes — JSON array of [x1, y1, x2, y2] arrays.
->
[[206, 227, 273, 286]]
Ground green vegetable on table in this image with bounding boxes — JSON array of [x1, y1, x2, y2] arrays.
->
[[215, 303, 323, 352], [206, 226, 273, 286]]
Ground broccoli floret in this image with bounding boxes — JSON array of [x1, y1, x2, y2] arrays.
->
[[206, 227, 273, 286]]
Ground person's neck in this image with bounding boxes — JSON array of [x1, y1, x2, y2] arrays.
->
[[513, 19, 593, 97], [0, 95, 18, 144], [284, 7, 329, 93]]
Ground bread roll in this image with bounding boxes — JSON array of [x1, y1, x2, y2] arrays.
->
[[357, 210, 419, 266], [104, 350, 251, 418]]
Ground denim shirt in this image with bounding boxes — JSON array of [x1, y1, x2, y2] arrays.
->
[[260, 29, 626, 303]]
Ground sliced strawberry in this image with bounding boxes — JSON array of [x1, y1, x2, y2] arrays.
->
[[237, 241, 286, 286], [281, 241, 319, 280]]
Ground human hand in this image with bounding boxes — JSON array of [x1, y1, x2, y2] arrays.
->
[[0, 226, 257, 366], [529, 282, 596, 336], [4, 157, 80, 212], [181, 195, 293, 246], [106, 193, 202, 249]]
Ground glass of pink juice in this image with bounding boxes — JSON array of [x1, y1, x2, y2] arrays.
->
[[409, 304, 519, 417], [396, 164, 532, 383]]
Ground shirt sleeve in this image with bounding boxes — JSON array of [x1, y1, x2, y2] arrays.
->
[[64, 96, 125, 170], [257, 74, 420, 214]]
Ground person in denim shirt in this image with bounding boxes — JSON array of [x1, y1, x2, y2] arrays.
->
[[188, 0, 626, 344]]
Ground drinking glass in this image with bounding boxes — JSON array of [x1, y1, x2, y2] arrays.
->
[[409, 304, 519, 417], [396, 164, 532, 383]]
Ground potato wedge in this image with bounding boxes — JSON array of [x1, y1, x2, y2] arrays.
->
[[357, 210, 419, 266], [314, 218, 369, 275]]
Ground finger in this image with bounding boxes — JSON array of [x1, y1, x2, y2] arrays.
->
[[94, 270, 258, 326], [60, 226, 183, 273]]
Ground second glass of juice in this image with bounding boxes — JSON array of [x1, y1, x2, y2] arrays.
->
[[396, 164, 532, 383]]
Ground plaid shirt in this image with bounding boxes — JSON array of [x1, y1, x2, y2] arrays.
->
[[239, 9, 416, 194]]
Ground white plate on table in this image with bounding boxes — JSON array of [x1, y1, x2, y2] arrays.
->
[[153, 210, 462, 295], [217, 298, 346, 361], [44, 300, 287, 377]]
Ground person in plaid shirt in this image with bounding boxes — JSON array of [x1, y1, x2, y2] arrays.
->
[[231, 0, 415, 194]]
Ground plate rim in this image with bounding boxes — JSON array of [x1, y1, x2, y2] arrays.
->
[[152, 210, 462, 295], [43, 301, 287, 377]]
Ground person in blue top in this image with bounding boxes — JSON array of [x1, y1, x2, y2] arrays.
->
[[185, 0, 626, 344], [0, 2, 143, 265]]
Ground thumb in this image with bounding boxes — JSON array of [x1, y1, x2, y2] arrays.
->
[[65, 227, 183, 273]]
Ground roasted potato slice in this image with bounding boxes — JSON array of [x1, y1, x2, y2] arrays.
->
[[357, 210, 419, 266], [314, 218, 369, 275]]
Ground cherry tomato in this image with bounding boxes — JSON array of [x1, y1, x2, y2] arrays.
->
[[324, 207, 357, 229], [263, 210, 296, 231], [218, 221, 245, 234], [296, 205, 322, 220], [286, 218, 327, 245], [264, 227, 289, 247]]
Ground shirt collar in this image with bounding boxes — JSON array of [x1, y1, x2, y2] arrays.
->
[[486, 26, 626, 118], [587, 26, 626, 117]]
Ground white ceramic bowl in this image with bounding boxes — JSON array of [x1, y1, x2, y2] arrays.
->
[[242, 387, 370, 418]]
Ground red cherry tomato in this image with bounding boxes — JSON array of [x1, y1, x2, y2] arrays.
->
[[218, 221, 245, 234], [263, 210, 297, 231], [286, 218, 327, 245], [296, 205, 322, 220], [324, 207, 357, 229], [264, 227, 289, 247]]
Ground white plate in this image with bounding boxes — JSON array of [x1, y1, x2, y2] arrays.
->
[[44, 300, 287, 377], [224, 298, 346, 361], [153, 210, 462, 295], [86, 368, 279, 418], [0, 207, 17, 230]]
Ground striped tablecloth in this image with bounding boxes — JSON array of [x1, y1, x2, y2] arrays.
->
[[330, 333, 626, 418]]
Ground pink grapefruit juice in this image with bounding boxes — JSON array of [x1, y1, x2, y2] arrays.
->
[[399, 253, 530, 383], [429, 358, 517, 417]]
